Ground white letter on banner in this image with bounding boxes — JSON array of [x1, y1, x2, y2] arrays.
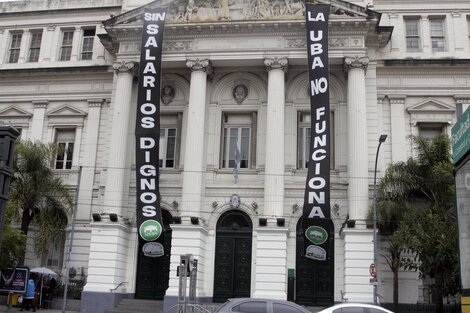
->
[[308, 206, 326, 218], [140, 137, 155, 149]]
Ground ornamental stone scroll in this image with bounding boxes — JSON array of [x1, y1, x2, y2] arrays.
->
[[186, 58, 213, 75], [112, 61, 138, 76], [343, 56, 369, 73], [264, 57, 289, 72]]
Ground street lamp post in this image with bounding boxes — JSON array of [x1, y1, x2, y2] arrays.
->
[[373, 134, 387, 305]]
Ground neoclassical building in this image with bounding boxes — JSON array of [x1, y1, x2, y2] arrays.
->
[[0, 0, 469, 312]]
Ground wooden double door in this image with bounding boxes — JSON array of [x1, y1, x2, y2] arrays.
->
[[213, 210, 253, 303]]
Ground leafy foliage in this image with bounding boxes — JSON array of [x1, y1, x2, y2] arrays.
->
[[375, 134, 458, 311], [7, 141, 72, 259], [0, 203, 27, 268]]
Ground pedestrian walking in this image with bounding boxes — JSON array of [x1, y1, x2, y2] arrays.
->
[[20, 274, 36, 312]]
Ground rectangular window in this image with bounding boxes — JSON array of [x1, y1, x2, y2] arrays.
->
[[28, 31, 42, 62], [81, 28, 95, 60], [221, 113, 256, 169], [405, 18, 420, 51], [297, 111, 335, 169], [54, 129, 75, 170], [160, 128, 177, 168], [59, 30, 74, 61], [430, 19, 446, 52], [418, 123, 444, 140], [160, 113, 182, 168], [8, 33, 22, 63]]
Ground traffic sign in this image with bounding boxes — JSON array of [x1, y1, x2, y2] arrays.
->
[[369, 263, 377, 278]]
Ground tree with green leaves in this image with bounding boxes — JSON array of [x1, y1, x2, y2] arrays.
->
[[375, 134, 457, 313], [0, 203, 27, 268], [7, 141, 72, 260]]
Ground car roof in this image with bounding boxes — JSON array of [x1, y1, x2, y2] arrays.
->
[[319, 303, 393, 313]]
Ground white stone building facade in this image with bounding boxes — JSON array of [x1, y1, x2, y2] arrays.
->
[[0, 0, 469, 312]]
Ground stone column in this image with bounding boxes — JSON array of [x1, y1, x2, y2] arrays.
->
[[181, 58, 212, 216], [82, 64, 135, 313], [102, 61, 136, 218], [389, 95, 407, 162], [263, 57, 288, 218], [76, 99, 104, 221], [343, 56, 374, 303], [30, 101, 48, 143], [344, 56, 369, 222]]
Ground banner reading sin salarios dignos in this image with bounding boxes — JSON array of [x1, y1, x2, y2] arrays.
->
[[302, 3, 334, 261], [135, 9, 166, 258]]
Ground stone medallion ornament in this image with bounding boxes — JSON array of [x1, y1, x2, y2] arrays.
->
[[161, 85, 175, 105], [230, 194, 241, 208], [232, 84, 248, 104]]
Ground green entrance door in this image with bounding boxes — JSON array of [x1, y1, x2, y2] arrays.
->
[[295, 219, 334, 306], [135, 210, 173, 300], [213, 210, 253, 303]]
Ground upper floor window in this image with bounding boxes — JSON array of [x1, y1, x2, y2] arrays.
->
[[81, 28, 95, 60], [221, 112, 256, 170], [430, 18, 446, 52], [418, 123, 444, 140], [59, 30, 74, 61], [405, 18, 420, 51], [28, 30, 42, 62], [54, 128, 75, 170], [160, 128, 176, 168], [8, 33, 22, 63], [298, 111, 335, 170], [160, 113, 182, 169]]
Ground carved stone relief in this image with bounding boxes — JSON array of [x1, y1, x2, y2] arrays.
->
[[165, 0, 360, 23]]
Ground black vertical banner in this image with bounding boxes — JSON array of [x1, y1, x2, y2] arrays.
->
[[303, 4, 334, 261], [136, 9, 166, 257]]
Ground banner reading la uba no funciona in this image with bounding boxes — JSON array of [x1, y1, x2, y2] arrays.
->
[[302, 3, 335, 261], [135, 9, 166, 258]]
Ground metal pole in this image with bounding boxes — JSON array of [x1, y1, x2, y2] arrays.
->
[[62, 166, 82, 313], [373, 135, 387, 305]]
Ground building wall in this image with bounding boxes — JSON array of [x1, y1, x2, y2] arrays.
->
[[0, 0, 468, 309]]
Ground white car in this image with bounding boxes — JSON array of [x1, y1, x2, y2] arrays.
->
[[215, 298, 311, 313], [317, 303, 394, 313]]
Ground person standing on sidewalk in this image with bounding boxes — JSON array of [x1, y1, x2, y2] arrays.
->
[[20, 274, 36, 312]]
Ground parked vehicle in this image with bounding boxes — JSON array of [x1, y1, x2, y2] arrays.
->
[[317, 303, 394, 313], [215, 298, 311, 313]]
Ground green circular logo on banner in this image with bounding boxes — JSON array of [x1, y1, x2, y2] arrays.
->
[[139, 220, 162, 242], [305, 226, 328, 245]]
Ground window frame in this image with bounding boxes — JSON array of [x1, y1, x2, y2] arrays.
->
[[417, 122, 445, 140], [28, 30, 43, 62], [430, 18, 446, 52], [160, 112, 182, 169], [220, 111, 257, 171], [59, 29, 74, 61], [297, 110, 335, 170], [80, 27, 96, 60], [404, 17, 421, 52], [8, 32, 23, 63], [54, 128, 76, 170]]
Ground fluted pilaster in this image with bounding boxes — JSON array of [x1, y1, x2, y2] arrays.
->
[[181, 59, 212, 215], [263, 57, 287, 217], [344, 56, 369, 222]]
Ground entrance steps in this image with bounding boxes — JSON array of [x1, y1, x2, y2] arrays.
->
[[106, 299, 164, 313]]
